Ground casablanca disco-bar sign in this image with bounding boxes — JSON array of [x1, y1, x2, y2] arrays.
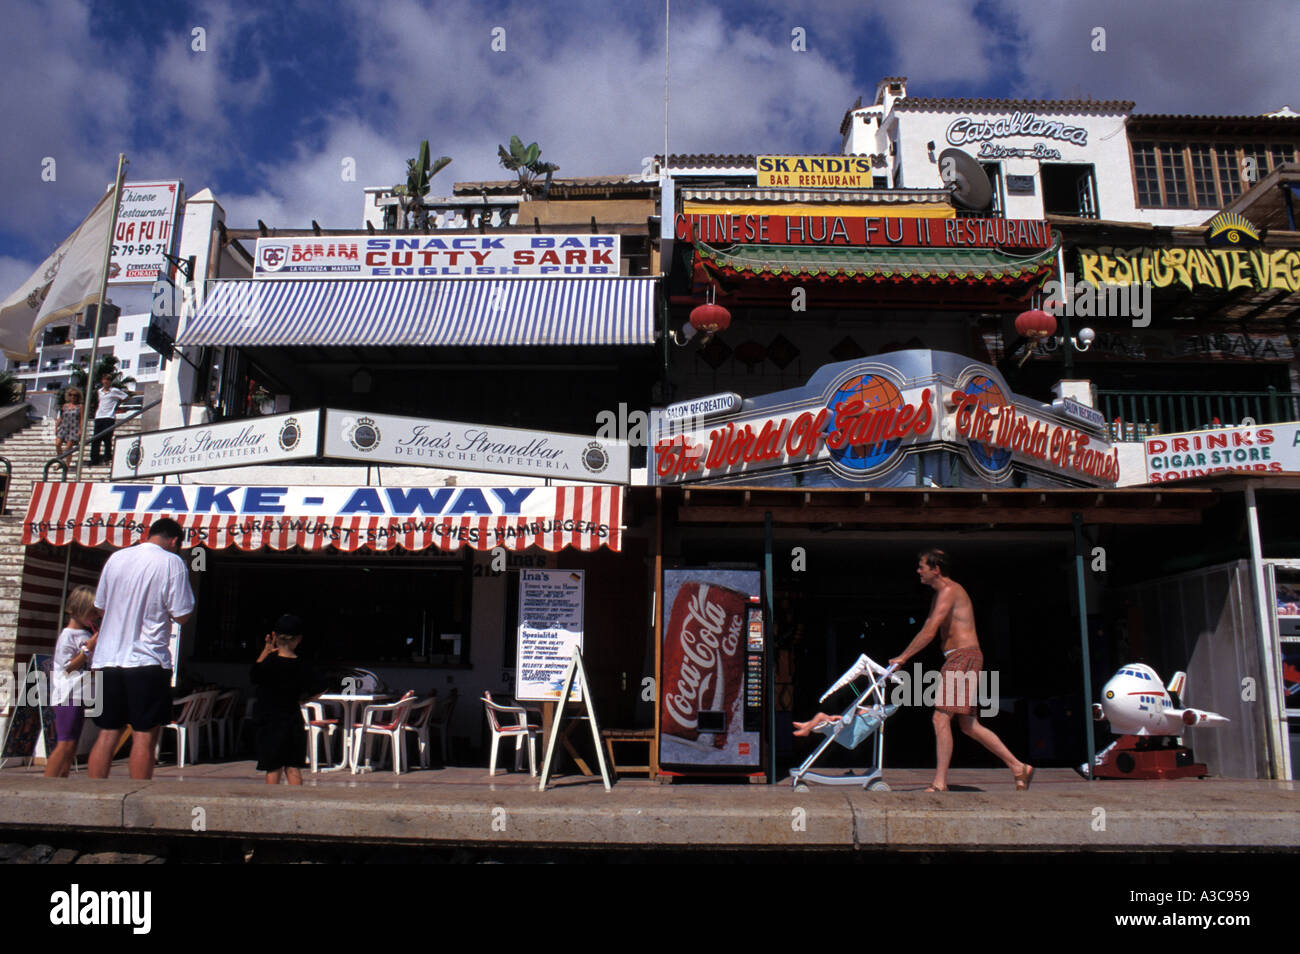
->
[[253, 234, 621, 279], [322, 409, 629, 485], [756, 155, 886, 189], [1079, 246, 1300, 294], [1143, 421, 1300, 484], [111, 410, 321, 480], [22, 482, 623, 553], [674, 213, 1053, 249], [649, 350, 1117, 489]]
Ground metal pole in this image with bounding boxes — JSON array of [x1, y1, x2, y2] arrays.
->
[[1057, 247, 1074, 377], [1244, 482, 1291, 779], [54, 154, 127, 640], [764, 510, 775, 784], [74, 153, 128, 483], [1072, 513, 1097, 778]]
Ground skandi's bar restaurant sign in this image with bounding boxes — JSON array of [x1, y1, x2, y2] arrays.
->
[[649, 350, 1117, 489]]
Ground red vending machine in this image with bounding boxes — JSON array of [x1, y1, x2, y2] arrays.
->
[[659, 568, 766, 777]]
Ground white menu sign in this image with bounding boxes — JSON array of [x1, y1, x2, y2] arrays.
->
[[516, 569, 584, 702], [322, 409, 629, 484]]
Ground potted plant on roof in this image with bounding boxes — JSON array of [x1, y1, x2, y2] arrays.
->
[[497, 135, 560, 200], [392, 139, 452, 231]]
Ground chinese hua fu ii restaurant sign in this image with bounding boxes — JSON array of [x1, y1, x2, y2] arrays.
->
[[675, 213, 1052, 249], [254, 234, 620, 278], [649, 350, 1117, 489]]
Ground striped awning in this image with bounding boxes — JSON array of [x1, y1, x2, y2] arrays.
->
[[23, 482, 623, 553], [178, 277, 657, 347]]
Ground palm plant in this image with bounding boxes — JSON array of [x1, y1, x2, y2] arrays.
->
[[497, 135, 560, 199], [392, 140, 452, 230]]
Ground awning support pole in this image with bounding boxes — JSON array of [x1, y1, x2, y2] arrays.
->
[[1244, 482, 1290, 779], [1072, 513, 1097, 778], [764, 510, 775, 784]]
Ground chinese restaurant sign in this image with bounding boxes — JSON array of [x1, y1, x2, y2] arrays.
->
[[675, 213, 1052, 249], [254, 234, 621, 278], [649, 350, 1117, 489], [756, 155, 885, 189], [1143, 422, 1300, 483], [1079, 247, 1300, 293], [322, 409, 629, 485], [516, 569, 585, 703], [109, 181, 182, 284]]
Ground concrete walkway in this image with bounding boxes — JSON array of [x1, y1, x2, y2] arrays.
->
[[2, 762, 1295, 853]]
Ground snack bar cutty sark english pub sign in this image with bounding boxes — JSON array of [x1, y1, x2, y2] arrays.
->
[[649, 350, 1118, 490]]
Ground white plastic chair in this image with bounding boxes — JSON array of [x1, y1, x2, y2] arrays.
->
[[428, 687, 459, 765], [355, 693, 416, 774], [400, 695, 437, 769], [191, 689, 221, 762], [301, 701, 340, 773], [482, 691, 540, 777], [157, 693, 203, 767]]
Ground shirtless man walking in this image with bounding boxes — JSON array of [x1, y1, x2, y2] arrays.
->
[[888, 549, 1033, 793]]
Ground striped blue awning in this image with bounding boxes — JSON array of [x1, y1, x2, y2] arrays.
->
[[178, 278, 658, 347]]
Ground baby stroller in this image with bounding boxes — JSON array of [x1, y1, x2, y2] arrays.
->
[[790, 653, 900, 791]]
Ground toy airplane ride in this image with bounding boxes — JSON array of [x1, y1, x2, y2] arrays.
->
[[1079, 663, 1229, 780]]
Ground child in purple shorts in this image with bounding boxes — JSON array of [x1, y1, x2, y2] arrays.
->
[[45, 586, 100, 778]]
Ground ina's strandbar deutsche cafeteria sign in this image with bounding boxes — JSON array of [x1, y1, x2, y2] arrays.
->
[[254, 234, 620, 279], [112, 410, 320, 480], [322, 409, 629, 484], [675, 213, 1053, 249], [650, 350, 1118, 489]]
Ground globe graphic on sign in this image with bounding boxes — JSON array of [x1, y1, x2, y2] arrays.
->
[[963, 375, 1012, 472], [827, 374, 905, 472]]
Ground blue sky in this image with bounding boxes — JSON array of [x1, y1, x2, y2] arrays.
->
[[1, 0, 1297, 293]]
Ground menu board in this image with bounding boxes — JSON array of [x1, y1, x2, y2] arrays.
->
[[515, 570, 584, 702]]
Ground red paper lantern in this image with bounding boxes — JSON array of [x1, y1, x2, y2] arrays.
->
[[689, 302, 732, 335], [1014, 308, 1057, 341]]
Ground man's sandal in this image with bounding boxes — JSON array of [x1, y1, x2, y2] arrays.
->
[[1014, 765, 1035, 791]]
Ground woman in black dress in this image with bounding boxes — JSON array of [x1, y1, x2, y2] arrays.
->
[[251, 614, 319, 785]]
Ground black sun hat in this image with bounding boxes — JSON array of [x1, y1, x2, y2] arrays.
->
[[273, 614, 304, 636]]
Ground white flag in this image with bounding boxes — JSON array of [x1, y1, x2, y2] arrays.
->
[[0, 187, 116, 360]]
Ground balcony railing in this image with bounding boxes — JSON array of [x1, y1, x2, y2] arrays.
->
[[1096, 387, 1300, 441]]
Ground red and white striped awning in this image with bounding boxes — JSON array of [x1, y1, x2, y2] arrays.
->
[[22, 482, 623, 553]]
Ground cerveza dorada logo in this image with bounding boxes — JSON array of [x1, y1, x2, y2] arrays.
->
[[343, 415, 381, 452], [946, 112, 1089, 147], [149, 426, 270, 466], [581, 441, 610, 475], [49, 884, 151, 934], [390, 425, 570, 470], [257, 243, 289, 271], [125, 438, 142, 469]]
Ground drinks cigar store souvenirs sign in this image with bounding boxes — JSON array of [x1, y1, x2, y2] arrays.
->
[[649, 350, 1118, 489], [254, 234, 621, 279]]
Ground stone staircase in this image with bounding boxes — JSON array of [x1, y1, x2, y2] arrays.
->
[[0, 414, 142, 673]]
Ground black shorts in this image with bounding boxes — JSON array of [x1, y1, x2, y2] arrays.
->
[[255, 716, 307, 772], [92, 666, 174, 731]]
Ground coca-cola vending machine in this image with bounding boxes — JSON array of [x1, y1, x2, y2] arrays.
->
[[659, 569, 766, 775]]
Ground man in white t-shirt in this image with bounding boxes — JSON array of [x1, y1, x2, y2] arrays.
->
[[88, 517, 195, 779], [89, 372, 129, 466]]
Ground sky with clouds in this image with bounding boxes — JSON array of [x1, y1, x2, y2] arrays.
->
[[1, 0, 1296, 293]]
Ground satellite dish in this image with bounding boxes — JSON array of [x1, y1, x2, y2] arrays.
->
[[938, 148, 993, 211]]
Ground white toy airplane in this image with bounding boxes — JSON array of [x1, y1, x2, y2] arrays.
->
[[1081, 663, 1229, 780], [1093, 663, 1229, 736]]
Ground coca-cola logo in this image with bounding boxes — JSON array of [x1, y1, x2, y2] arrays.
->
[[664, 586, 742, 732]]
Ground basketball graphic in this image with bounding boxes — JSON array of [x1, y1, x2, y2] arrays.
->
[[962, 374, 1012, 473], [827, 373, 905, 472]]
